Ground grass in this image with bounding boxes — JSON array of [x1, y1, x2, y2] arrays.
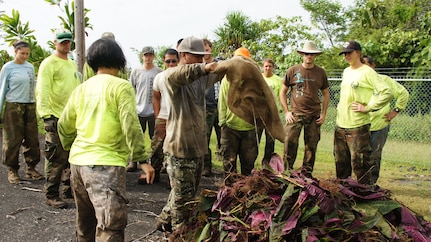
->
[[208, 129, 431, 222]]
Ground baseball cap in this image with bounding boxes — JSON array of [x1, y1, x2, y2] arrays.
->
[[55, 31, 74, 43], [177, 36, 211, 55], [142, 46, 155, 55], [339, 40, 361, 55]]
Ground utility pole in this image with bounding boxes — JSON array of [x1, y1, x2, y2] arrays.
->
[[74, 0, 85, 74]]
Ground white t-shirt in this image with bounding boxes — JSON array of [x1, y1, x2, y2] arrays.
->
[[153, 71, 171, 120]]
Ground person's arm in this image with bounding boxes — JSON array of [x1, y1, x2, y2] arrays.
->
[[384, 76, 410, 121], [218, 78, 228, 126], [280, 84, 295, 124], [153, 90, 161, 118], [58, 89, 78, 150], [35, 60, 54, 119], [0, 64, 10, 117], [316, 87, 330, 125]]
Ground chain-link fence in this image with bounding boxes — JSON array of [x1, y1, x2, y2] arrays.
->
[[322, 72, 431, 167]]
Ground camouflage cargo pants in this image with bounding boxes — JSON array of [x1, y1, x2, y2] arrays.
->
[[283, 115, 321, 172], [43, 118, 71, 199], [2, 102, 40, 170], [219, 125, 258, 176], [334, 124, 374, 185], [158, 154, 203, 230], [149, 118, 166, 172], [71, 165, 128, 242]]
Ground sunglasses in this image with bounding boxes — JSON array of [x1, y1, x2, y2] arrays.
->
[[304, 53, 316, 56], [165, 59, 178, 64]]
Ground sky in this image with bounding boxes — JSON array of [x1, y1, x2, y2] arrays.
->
[[1, 0, 353, 68]]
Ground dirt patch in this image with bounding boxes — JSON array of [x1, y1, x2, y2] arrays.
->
[[0, 134, 222, 241]]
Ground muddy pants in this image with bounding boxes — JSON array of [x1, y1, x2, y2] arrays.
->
[[158, 154, 203, 230], [334, 124, 374, 185], [203, 108, 221, 171], [257, 128, 275, 163], [220, 125, 258, 176], [71, 165, 128, 242], [283, 115, 320, 172], [43, 118, 70, 199], [2, 102, 40, 170], [138, 115, 155, 140], [149, 118, 166, 172]]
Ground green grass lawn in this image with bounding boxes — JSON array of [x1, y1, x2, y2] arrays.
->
[[208, 130, 431, 221]]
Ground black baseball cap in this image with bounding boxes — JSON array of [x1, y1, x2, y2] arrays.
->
[[339, 40, 361, 55]]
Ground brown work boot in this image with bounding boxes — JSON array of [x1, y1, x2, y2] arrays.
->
[[46, 197, 68, 209], [25, 166, 44, 180], [126, 162, 137, 172], [7, 169, 20, 184]]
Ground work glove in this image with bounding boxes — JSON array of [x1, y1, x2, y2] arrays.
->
[[43, 117, 57, 133]]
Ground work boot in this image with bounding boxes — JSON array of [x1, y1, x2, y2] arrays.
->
[[46, 197, 68, 209], [25, 166, 44, 180], [126, 162, 137, 172], [8, 169, 20, 184]]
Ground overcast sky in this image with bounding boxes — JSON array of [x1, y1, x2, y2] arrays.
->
[[2, 0, 353, 68]]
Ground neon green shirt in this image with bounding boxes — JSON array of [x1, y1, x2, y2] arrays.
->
[[263, 73, 283, 113], [218, 77, 255, 131], [370, 74, 409, 131], [36, 55, 81, 119], [336, 65, 393, 129], [58, 74, 148, 167]]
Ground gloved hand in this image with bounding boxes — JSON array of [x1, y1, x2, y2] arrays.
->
[[43, 117, 57, 133]]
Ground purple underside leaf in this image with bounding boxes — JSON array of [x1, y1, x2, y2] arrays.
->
[[269, 153, 284, 173], [401, 207, 431, 241], [249, 210, 272, 229], [211, 186, 233, 212], [282, 209, 301, 235]]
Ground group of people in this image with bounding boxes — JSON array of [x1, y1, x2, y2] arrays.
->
[[0, 32, 409, 240]]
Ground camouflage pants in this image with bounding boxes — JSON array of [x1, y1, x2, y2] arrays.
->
[[334, 124, 374, 185], [370, 125, 390, 184], [158, 154, 203, 230], [149, 118, 166, 172], [204, 108, 221, 170], [138, 115, 155, 140], [71, 165, 128, 242], [2, 102, 40, 170], [220, 125, 258, 176], [257, 128, 275, 163], [283, 115, 321, 172], [43, 118, 71, 199]]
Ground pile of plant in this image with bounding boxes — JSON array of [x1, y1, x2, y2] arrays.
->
[[172, 164, 431, 241]]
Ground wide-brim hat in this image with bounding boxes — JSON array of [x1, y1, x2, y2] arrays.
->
[[297, 41, 322, 55], [177, 36, 211, 55]]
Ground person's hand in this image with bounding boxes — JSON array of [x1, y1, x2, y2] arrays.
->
[[43, 118, 57, 133], [316, 113, 326, 125], [284, 111, 295, 124], [205, 62, 218, 73], [350, 102, 367, 113], [384, 110, 398, 122], [140, 163, 155, 184]]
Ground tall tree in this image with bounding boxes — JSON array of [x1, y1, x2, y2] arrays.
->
[[300, 0, 347, 47]]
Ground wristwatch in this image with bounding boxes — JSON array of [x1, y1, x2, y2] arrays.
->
[[394, 108, 400, 113]]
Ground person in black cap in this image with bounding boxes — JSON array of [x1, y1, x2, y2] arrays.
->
[[334, 40, 393, 185]]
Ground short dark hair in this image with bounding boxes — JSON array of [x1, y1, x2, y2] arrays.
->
[[202, 38, 212, 48], [87, 38, 126, 73], [164, 48, 179, 59], [13, 40, 30, 50], [364, 55, 375, 65]]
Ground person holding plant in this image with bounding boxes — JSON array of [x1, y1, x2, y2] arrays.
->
[[0, 40, 43, 184]]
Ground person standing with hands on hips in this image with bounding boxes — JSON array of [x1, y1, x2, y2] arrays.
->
[[334, 41, 393, 185]]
